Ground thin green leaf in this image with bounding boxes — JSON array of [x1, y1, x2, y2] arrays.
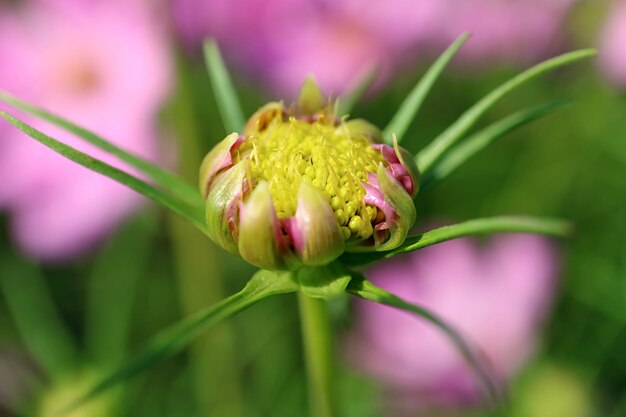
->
[[0, 91, 201, 208], [0, 253, 78, 378], [422, 100, 571, 189], [0, 112, 207, 234], [66, 270, 298, 412], [383, 33, 471, 144], [203, 39, 246, 133], [341, 216, 571, 266], [347, 275, 502, 407], [416, 48, 597, 172], [338, 67, 378, 116]]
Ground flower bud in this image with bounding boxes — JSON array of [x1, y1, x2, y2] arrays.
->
[[200, 79, 419, 270]]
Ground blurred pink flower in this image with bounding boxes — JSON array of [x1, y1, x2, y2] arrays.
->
[[171, 0, 444, 96], [172, 0, 575, 96], [439, 0, 576, 66], [346, 234, 558, 414], [0, 0, 172, 260], [599, 1, 626, 86]]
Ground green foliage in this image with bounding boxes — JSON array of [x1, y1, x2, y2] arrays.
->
[[341, 216, 571, 266], [422, 100, 571, 188], [203, 40, 246, 133], [66, 269, 298, 412], [0, 253, 78, 378], [0, 91, 201, 208], [416, 49, 597, 172], [0, 111, 207, 234], [383, 33, 470, 144]]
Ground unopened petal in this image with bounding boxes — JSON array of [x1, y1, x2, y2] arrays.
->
[[291, 181, 344, 266], [296, 75, 326, 115], [198, 132, 244, 198], [392, 135, 420, 197], [343, 119, 383, 143], [238, 181, 287, 270], [205, 160, 248, 254], [243, 102, 286, 136]]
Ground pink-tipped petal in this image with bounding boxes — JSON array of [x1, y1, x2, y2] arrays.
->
[[373, 139, 420, 197], [198, 132, 245, 198], [373, 164, 416, 250], [238, 181, 288, 270], [290, 181, 344, 266], [205, 160, 249, 254]]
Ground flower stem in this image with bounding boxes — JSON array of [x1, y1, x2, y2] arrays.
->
[[298, 293, 336, 417]]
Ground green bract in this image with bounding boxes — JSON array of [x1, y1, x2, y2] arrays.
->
[[199, 78, 420, 270]]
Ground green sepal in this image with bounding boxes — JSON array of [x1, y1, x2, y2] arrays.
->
[[205, 160, 248, 254], [296, 263, 351, 300], [297, 76, 326, 115], [342, 119, 383, 143]]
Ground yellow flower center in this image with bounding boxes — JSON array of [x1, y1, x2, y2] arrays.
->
[[238, 112, 387, 241]]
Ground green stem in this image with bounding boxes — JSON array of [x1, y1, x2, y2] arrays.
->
[[298, 293, 335, 417]]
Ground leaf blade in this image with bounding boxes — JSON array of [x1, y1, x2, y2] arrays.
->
[[347, 275, 503, 407], [338, 67, 378, 116], [0, 91, 202, 208], [421, 100, 571, 188], [203, 39, 246, 133], [0, 111, 207, 234], [66, 270, 298, 412], [383, 33, 471, 144], [416, 48, 597, 172], [341, 216, 571, 266]]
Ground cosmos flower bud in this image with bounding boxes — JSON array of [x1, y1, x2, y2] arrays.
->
[[200, 78, 419, 270]]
